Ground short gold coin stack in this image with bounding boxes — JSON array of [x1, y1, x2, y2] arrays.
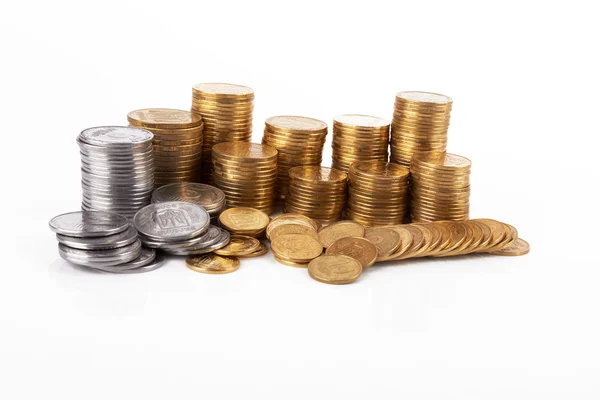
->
[[191, 83, 255, 182], [285, 166, 347, 224], [212, 142, 278, 214], [331, 114, 390, 172], [346, 160, 410, 227], [390, 91, 453, 167], [262, 116, 328, 201], [127, 108, 203, 187], [410, 152, 471, 222]]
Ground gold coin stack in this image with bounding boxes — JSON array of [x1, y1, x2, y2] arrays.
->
[[191, 83, 254, 183], [390, 91, 453, 167], [331, 114, 390, 172], [262, 116, 328, 201], [410, 152, 471, 222], [285, 166, 347, 224], [346, 161, 410, 227], [212, 142, 277, 214], [127, 108, 203, 187]]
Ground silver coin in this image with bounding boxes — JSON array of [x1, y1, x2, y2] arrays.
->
[[49, 211, 129, 237], [85, 247, 157, 271], [152, 183, 226, 211], [59, 240, 142, 266], [140, 225, 221, 249], [166, 228, 230, 255], [79, 152, 154, 165], [56, 224, 138, 250], [93, 254, 166, 274], [78, 126, 154, 148], [133, 202, 210, 241]]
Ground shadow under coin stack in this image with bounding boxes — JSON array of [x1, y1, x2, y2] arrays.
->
[[77, 126, 154, 218], [410, 152, 471, 222], [262, 116, 328, 201], [212, 142, 278, 214], [331, 114, 391, 172], [346, 161, 410, 227], [127, 108, 203, 187], [151, 182, 226, 222], [285, 166, 348, 224], [390, 91, 453, 168], [191, 83, 255, 183]]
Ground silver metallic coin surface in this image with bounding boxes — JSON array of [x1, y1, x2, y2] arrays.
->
[[133, 201, 210, 241], [59, 240, 142, 266], [97, 254, 166, 274], [152, 183, 226, 211], [49, 211, 129, 237], [167, 228, 230, 255], [78, 126, 154, 147], [139, 225, 221, 250], [56, 224, 138, 250], [85, 247, 157, 271]]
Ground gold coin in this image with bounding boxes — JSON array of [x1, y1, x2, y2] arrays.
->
[[213, 235, 261, 256], [267, 213, 320, 234], [325, 237, 377, 269], [265, 116, 327, 132], [317, 221, 365, 248], [192, 82, 255, 99], [128, 108, 202, 129], [274, 256, 309, 268], [308, 255, 362, 285], [238, 242, 268, 258], [268, 223, 319, 241], [384, 226, 415, 259], [364, 227, 401, 260], [270, 234, 323, 263], [489, 238, 530, 256], [212, 142, 277, 160], [219, 207, 270, 233], [394, 225, 426, 260], [288, 166, 347, 184], [186, 253, 240, 274], [472, 219, 507, 251]]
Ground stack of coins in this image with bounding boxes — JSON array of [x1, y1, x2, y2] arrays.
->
[[346, 161, 410, 226], [410, 152, 471, 222], [262, 116, 328, 200], [285, 166, 347, 224], [390, 91, 453, 167], [134, 201, 230, 256], [77, 126, 154, 219], [218, 207, 270, 238], [212, 142, 278, 214], [127, 108, 203, 187], [331, 114, 390, 172], [49, 211, 165, 273], [191, 83, 255, 182], [151, 183, 226, 220]]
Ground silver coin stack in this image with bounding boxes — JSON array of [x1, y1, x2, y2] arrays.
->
[[134, 201, 230, 256], [78, 126, 155, 219], [151, 183, 226, 220], [49, 211, 165, 273]]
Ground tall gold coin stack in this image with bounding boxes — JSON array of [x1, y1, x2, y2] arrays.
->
[[191, 83, 255, 183], [346, 161, 410, 227], [331, 114, 390, 172], [390, 91, 453, 167], [410, 152, 471, 222], [127, 108, 203, 187], [262, 116, 328, 201], [285, 166, 347, 224], [212, 142, 278, 215]]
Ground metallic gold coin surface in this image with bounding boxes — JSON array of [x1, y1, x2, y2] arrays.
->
[[213, 235, 261, 256], [325, 237, 377, 269], [317, 221, 365, 248], [364, 227, 401, 260], [269, 223, 319, 241], [266, 213, 319, 237], [489, 238, 530, 256], [219, 207, 270, 233], [186, 253, 240, 274], [128, 108, 203, 129], [270, 234, 323, 263], [238, 242, 269, 258], [308, 255, 363, 285]]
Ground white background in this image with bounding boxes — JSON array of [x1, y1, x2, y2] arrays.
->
[[1, 1, 599, 398]]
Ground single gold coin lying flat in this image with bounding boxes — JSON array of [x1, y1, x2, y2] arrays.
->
[[308, 255, 363, 285], [213, 235, 261, 256], [186, 253, 240, 274], [269, 223, 319, 241], [364, 227, 401, 260], [219, 207, 270, 233], [318, 221, 365, 248], [325, 237, 377, 268], [489, 238, 530, 256], [270, 234, 323, 263]]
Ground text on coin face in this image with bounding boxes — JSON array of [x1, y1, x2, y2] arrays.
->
[[153, 209, 192, 230]]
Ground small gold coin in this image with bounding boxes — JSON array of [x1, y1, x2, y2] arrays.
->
[[266, 213, 319, 237], [238, 242, 268, 258], [213, 235, 261, 256], [219, 207, 270, 233], [308, 255, 363, 285], [270, 234, 323, 263], [325, 237, 377, 269], [269, 224, 319, 241], [317, 221, 365, 248], [489, 238, 530, 256], [364, 227, 401, 260], [186, 253, 240, 274]]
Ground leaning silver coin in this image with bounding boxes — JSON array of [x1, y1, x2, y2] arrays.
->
[[133, 201, 210, 241], [49, 211, 129, 237], [85, 247, 157, 271], [166, 228, 230, 255], [139, 225, 221, 249], [59, 240, 142, 267], [94, 254, 166, 274], [56, 224, 138, 250]]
